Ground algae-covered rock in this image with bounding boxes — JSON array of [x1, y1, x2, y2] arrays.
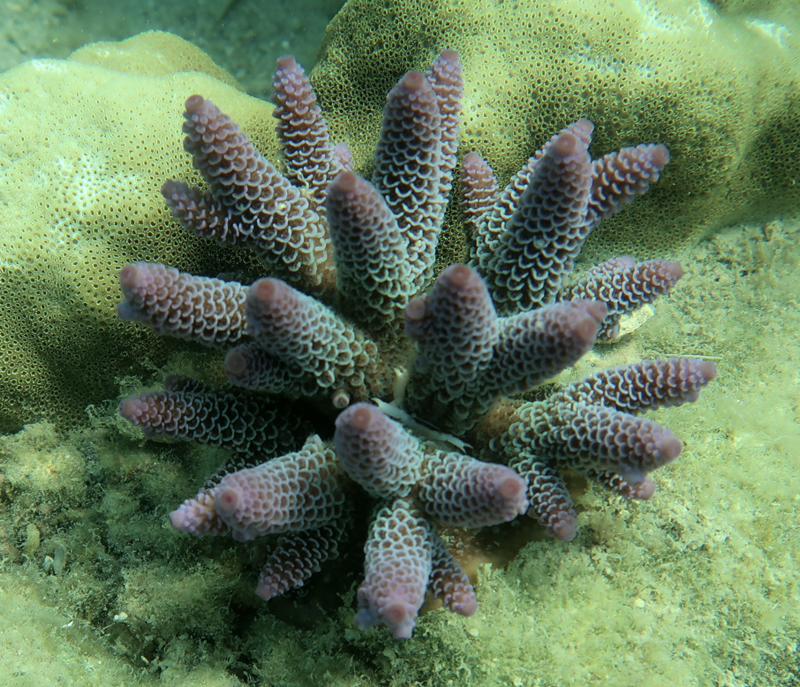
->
[[0, 32, 277, 432], [311, 0, 800, 260]]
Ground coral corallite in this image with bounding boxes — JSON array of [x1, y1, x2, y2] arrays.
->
[[117, 50, 716, 639]]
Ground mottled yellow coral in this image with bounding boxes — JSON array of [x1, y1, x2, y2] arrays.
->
[[0, 32, 278, 431], [312, 0, 800, 260]]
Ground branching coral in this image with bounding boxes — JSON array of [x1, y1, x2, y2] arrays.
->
[[117, 50, 715, 639]]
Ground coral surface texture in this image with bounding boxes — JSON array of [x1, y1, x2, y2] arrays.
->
[[0, 32, 280, 433], [311, 0, 800, 260], [117, 49, 716, 639]]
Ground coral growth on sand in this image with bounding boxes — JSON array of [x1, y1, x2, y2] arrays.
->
[[118, 50, 715, 638]]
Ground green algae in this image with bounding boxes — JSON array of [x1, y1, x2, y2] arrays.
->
[[0, 214, 798, 686]]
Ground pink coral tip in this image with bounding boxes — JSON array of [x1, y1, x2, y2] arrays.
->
[[169, 507, 191, 533], [405, 296, 428, 323], [118, 263, 143, 290], [276, 54, 298, 71], [573, 118, 594, 138], [571, 300, 607, 343], [438, 49, 460, 64], [255, 579, 279, 601], [251, 278, 281, 304], [224, 347, 249, 379], [552, 131, 579, 158], [462, 151, 483, 168], [452, 596, 479, 618], [498, 474, 525, 502], [215, 487, 242, 518], [383, 602, 415, 640], [332, 170, 359, 193], [184, 94, 207, 115], [440, 263, 475, 289], [660, 435, 682, 464], [664, 260, 684, 282], [584, 300, 608, 324], [494, 468, 528, 522], [631, 476, 657, 501], [698, 360, 718, 382], [118, 396, 144, 423], [551, 513, 578, 542], [400, 70, 427, 93], [347, 403, 376, 431]]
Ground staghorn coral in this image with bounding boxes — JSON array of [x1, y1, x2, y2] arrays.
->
[[117, 49, 715, 639]]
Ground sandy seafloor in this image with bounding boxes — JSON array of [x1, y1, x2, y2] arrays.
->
[[0, 2, 799, 686]]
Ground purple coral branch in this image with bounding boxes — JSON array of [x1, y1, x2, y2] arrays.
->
[[373, 64, 460, 289], [272, 55, 345, 207], [244, 277, 390, 406], [170, 436, 347, 543], [561, 257, 684, 341], [405, 264, 498, 392], [117, 262, 248, 348], [334, 403, 423, 498], [403, 264, 607, 433], [118, 374, 307, 458], [256, 521, 347, 601], [418, 451, 528, 528], [560, 357, 718, 412], [460, 151, 499, 238], [506, 400, 683, 485], [586, 144, 670, 231], [482, 126, 594, 313], [168, 95, 333, 290], [335, 403, 528, 528], [356, 497, 432, 639], [508, 456, 578, 541], [326, 171, 414, 335], [429, 531, 478, 617], [425, 49, 464, 208], [482, 299, 606, 398]]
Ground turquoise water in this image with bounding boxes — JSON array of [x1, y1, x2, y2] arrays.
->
[[0, 1, 798, 685]]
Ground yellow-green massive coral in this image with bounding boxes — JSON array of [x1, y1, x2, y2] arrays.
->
[[311, 0, 800, 260], [0, 32, 277, 432], [2, 0, 798, 431]]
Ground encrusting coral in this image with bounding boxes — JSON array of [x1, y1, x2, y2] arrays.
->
[[117, 49, 716, 639]]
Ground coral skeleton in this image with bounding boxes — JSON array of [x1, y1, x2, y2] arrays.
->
[[118, 50, 716, 638]]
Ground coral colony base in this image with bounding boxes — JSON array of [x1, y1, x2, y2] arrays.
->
[[116, 50, 716, 639]]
